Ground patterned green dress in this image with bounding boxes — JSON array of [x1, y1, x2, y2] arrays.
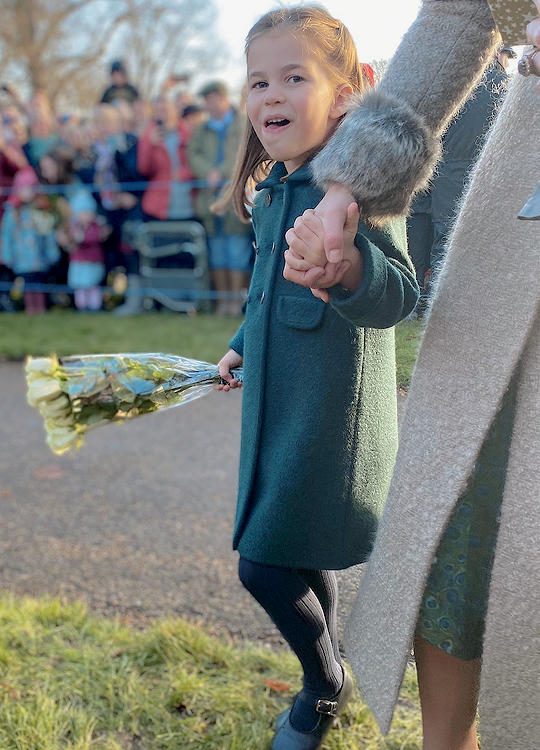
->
[[416, 376, 518, 660]]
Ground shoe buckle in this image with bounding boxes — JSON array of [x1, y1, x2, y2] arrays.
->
[[315, 699, 338, 717]]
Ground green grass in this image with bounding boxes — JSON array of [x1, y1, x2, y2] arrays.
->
[[394, 320, 423, 389], [0, 595, 422, 750], [0, 312, 241, 368], [0, 312, 423, 387]]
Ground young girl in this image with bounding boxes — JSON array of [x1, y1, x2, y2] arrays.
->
[[64, 189, 108, 311], [215, 7, 418, 750], [0, 167, 60, 314]]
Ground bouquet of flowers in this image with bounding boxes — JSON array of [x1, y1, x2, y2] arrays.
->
[[25, 353, 243, 455]]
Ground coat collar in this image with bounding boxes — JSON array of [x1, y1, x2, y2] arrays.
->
[[256, 161, 312, 191]]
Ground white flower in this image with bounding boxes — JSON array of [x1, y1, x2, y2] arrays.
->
[[27, 377, 63, 407], [38, 394, 71, 419], [25, 357, 56, 377], [46, 426, 79, 455], [46, 414, 75, 428]]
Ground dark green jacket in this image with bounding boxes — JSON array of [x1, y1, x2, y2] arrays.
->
[[229, 161, 418, 569]]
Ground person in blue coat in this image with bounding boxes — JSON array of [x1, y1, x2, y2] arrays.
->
[[214, 7, 419, 750]]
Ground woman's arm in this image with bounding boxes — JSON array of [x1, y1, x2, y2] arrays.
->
[[310, 0, 500, 258]]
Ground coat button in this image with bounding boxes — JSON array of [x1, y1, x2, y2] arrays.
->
[[264, 193, 272, 206], [260, 291, 265, 304]]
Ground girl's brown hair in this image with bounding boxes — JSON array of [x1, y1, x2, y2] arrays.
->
[[213, 5, 370, 222], [38, 145, 76, 186]]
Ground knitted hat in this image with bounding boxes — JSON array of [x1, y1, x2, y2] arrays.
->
[[198, 81, 228, 97], [111, 60, 126, 74], [69, 189, 97, 217]]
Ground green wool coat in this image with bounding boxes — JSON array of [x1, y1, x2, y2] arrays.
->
[[229, 161, 418, 570]]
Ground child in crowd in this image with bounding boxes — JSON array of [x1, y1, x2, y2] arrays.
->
[[214, 7, 418, 750], [0, 166, 60, 314], [63, 190, 108, 311]]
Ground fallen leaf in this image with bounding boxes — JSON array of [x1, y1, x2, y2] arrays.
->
[[0, 681, 20, 698], [264, 678, 291, 693], [0, 491, 12, 498], [32, 464, 66, 481]]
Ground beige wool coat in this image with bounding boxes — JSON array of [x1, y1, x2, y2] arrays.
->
[[312, 1, 540, 747], [343, 21, 540, 750], [345, 73, 540, 748]]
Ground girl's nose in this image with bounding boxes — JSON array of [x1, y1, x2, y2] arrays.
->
[[264, 84, 285, 106]]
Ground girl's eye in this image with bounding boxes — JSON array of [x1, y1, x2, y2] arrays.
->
[[252, 81, 268, 90], [288, 75, 304, 84]]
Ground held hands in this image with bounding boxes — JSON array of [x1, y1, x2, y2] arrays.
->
[[283, 201, 362, 302], [216, 349, 244, 392]]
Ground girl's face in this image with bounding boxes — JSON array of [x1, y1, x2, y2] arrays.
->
[[17, 186, 35, 204], [247, 30, 350, 174], [39, 155, 59, 183]]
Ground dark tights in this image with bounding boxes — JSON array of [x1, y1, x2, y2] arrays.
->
[[238, 558, 343, 731]]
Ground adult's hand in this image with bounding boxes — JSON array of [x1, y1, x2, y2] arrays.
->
[[313, 183, 357, 263]]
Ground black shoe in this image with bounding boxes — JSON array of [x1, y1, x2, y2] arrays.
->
[[271, 669, 354, 749]]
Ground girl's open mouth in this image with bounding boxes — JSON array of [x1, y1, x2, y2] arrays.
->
[[264, 117, 291, 131]]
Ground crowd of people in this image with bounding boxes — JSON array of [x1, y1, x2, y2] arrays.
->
[[0, 61, 253, 315]]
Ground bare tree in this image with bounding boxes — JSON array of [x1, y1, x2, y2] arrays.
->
[[0, 0, 222, 109], [0, 0, 138, 106], [115, 0, 226, 101], [369, 59, 390, 83]]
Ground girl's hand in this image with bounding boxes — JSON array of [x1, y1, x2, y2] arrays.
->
[[284, 202, 360, 301], [216, 349, 243, 391], [284, 209, 327, 269]]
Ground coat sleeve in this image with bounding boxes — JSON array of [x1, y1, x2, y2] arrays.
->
[[229, 323, 245, 357], [328, 225, 419, 329], [311, 0, 500, 222]]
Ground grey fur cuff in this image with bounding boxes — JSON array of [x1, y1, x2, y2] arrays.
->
[[311, 90, 440, 223]]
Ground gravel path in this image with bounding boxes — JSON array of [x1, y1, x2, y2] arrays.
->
[[1, 362, 405, 645]]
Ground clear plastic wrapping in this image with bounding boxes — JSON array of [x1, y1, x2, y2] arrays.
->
[[25, 353, 243, 454]]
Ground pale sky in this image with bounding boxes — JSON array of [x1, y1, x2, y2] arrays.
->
[[212, 0, 422, 92]]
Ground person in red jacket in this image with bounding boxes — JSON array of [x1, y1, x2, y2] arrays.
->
[[137, 97, 195, 222]]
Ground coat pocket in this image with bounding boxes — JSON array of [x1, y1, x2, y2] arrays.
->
[[276, 295, 326, 330]]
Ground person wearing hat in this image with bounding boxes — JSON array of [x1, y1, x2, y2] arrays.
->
[[188, 81, 253, 316], [63, 189, 109, 311], [100, 61, 139, 105], [0, 166, 60, 314], [181, 104, 205, 137]]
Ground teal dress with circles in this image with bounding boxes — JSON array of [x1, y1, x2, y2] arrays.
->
[[416, 376, 518, 660]]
